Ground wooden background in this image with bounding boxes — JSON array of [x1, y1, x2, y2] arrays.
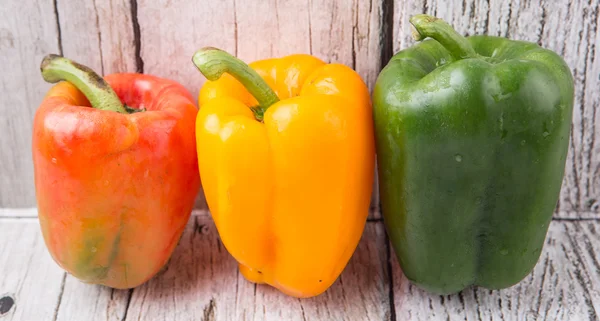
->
[[0, 0, 598, 216], [0, 0, 599, 320]]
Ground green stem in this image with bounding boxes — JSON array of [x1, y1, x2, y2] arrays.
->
[[192, 47, 279, 120], [41, 54, 127, 113], [409, 14, 478, 60]]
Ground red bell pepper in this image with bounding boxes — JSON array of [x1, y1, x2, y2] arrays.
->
[[33, 55, 200, 288]]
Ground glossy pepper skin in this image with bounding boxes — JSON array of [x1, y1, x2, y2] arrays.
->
[[192, 48, 374, 298], [33, 55, 200, 289], [373, 15, 574, 294]]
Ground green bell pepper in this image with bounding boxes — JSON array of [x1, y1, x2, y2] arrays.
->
[[373, 14, 574, 294]]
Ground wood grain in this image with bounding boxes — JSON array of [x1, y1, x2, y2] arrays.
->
[[138, 0, 384, 95], [137, 0, 385, 215], [391, 220, 600, 321], [54, 277, 131, 321], [0, 0, 60, 207], [391, 0, 600, 218], [1, 209, 599, 320], [0, 219, 66, 320], [124, 212, 391, 321], [1, 0, 597, 215], [135, 0, 237, 210], [550, 0, 600, 215], [0, 209, 391, 321], [0, 208, 37, 218], [56, 0, 137, 74], [0, 0, 139, 207]]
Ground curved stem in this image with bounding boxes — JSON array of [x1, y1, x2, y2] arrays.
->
[[41, 54, 126, 113], [409, 14, 478, 60], [192, 47, 279, 113]]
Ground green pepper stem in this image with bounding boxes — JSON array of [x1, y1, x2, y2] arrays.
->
[[40, 54, 127, 113], [409, 14, 478, 60], [192, 47, 279, 116]]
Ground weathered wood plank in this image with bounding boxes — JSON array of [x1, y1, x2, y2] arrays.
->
[[122, 213, 239, 321], [1, 208, 600, 320], [136, 0, 235, 211], [1, 207, 596, 221], [235, 222, 390, 321], [0, 220, 65, 320], [54, 278, 130, 321], [555, 211, 600, 220], [0, 208, 211, 219], [550, 0, 600, 215], [0, 208, 37, 218], [0, 0, 60, 207], [125, 213, 390, 321], [0, 0, 598, 216], [137, 0, 385, 216], [391, 220, 600, 320], [392, 0, 600, 218], [140, 0, 385, 92], [0, 0, 138, 208], [136, 0, 236, 100], [56, 0, 137, 74]]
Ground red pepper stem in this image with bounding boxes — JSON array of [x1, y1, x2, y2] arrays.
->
[[40, 54, 127, 114], [409, 14, 478, 60], [192, 47, 280, 114]]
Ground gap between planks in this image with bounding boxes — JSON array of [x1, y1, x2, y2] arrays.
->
[[2, 208, 598, 221]]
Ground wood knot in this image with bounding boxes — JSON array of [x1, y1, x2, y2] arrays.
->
[[0, 295, 15, 315], [203, 298, 216, 321], [196, 224, 209, 235]]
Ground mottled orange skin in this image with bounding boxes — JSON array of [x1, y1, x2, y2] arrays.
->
[[33, 74, 200, 289], [197, 55, 375, 298]]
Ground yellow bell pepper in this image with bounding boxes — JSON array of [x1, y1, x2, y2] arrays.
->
[[192, 48, 374, 298]]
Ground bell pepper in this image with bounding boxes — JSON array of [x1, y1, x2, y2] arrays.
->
[[192, 48, 375, 298], [33, 55, 200, 289], [373, 15, 574, 294]]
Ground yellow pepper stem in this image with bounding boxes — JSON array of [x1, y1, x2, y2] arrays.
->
[[192, 47, 280, 120], [40, 54, 127, 114]]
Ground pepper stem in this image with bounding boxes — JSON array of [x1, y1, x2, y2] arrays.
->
[[409, 14, 478, 60], [192, 47, 279, 120], [40, 54, 127, 113]]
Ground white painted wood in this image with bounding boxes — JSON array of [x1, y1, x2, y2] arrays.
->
[[136, 0, 236, 211], [229, 221, 390, 321], [1, 208, 599, 320], [550, 0, 600, 215], [124, 213, 391, 321], [392, 0, 600, 218], [0, 1, 598, 318], [137, 0, 236, 97], [0, 219, 66, 320], [2, 0, 597, 216], [54, 277, 130, 321], [122, 212, 240, 321], [0, 208, 37, 218], [0, 208, 210, 218], [0, 0, 138, 208], [137, 0, 384, 216], [0, 0, 60, 207], [555, 211, 600, 220], [138, 0, 383, 93], [56, 0, 138, 74], [391, 220, 600, 321]]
